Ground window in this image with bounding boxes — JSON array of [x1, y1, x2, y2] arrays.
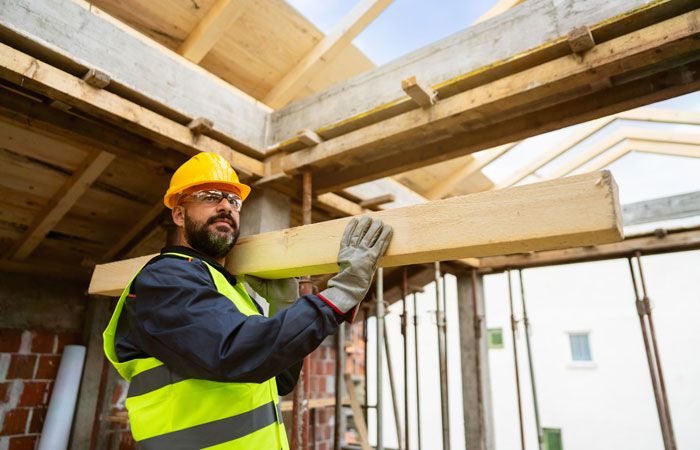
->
[[543, 428, 563, 450], [569, 332, 592, 361], [488, 328, 503, 348]]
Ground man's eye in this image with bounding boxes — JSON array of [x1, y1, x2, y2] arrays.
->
[[204, 195, 219, 202]]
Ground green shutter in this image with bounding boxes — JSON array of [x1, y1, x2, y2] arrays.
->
[[543, 428, 563, 450]]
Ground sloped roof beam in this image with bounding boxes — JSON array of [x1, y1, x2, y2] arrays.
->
[[263, 0, 394, 109]]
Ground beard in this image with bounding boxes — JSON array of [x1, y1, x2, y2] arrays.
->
[[184, 211, 240, 260]]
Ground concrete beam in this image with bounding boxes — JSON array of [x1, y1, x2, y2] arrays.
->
[[622, 191, 700, 226], [267, 0, 683, 145], [0, 0, 269, 154]]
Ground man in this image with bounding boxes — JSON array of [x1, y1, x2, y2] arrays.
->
[[103, 152, 392, 449]]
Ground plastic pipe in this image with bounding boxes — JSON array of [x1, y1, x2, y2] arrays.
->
[[38, 344, 86, 450]]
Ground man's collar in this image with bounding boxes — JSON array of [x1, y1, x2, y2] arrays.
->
[[160, 245, 236, 285]]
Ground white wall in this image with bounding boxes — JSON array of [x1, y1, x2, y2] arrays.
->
[[365, 250, 700, 449], [484, 250, 700, 450]]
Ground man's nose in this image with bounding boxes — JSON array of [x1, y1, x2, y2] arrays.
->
[[216, 197, 234, 213]]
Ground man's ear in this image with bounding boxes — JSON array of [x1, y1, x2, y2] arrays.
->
[[172, 205, 185, 227]]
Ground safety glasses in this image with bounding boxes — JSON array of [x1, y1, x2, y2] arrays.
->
[[179, 190, 242, 211]]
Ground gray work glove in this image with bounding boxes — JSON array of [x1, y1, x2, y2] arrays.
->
[[319, 216, 393, 320], [244, 275, 299, 316]]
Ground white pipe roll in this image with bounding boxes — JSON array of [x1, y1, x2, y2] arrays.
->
[[38, 344, 86, 450]]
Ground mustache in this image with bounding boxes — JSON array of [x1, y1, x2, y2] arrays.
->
[[207, 212, 238, 230]]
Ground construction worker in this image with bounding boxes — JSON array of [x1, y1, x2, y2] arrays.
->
[[103, 152, 393, 449]]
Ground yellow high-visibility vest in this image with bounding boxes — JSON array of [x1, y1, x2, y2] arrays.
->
[[103, 252, 290, 449]]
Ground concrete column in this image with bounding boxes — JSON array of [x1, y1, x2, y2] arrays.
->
[[236, 188, 291, 313], [238, 187, 291, 237], [456, 272, 495, 450]]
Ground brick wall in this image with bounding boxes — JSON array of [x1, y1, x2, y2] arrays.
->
[[0, 329, 80, 450], [307, 321, 366, 450]]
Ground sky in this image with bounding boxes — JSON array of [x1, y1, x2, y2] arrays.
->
[[286, 0, 700, 207]]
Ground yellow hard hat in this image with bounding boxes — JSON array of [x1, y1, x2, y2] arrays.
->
[[164, 152, 251, 209]]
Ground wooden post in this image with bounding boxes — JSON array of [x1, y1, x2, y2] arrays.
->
[[69, 298, 111, 450]]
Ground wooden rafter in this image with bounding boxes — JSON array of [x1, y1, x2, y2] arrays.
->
[[271, 10, 700, 178], [494, 108, 700, 189], [541, 128, 700, 181], [472, 0, 528, 25], [8, 150, 115, 261], [424, 142, 518, 200], [89, 172, 622, 296], [262, 0, 394, 108], [102, 201, 166, 262], [478, 227, 700, 271], [579, 140, 700, 174], [178, 0, 253, 63]]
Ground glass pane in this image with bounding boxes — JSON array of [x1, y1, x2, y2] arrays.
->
[[569, 333, 592, 361], [543, 428, 563, 450]]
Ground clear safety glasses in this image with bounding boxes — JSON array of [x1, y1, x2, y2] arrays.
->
[[179, 190, 242, 211]]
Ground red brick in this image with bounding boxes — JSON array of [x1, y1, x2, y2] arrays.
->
[[0, 382, 10, 403], [28, 407, 46, 434], [45, 382, 54, 403], [6, 355, 36, 380], [8, 435, 37, 450], [18, 382, 47, 407], [0, 329, 23, 353], [324, 362, 334, 375], [0, 408, 29, 436], [34, 355, 60, 380], [112, 382, 124, 405], [56, 332, 80, 353], [29, 331, 56, 354], [119, 431, 137, 450]]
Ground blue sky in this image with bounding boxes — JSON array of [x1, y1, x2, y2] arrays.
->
[[287, 0, 498, 65]]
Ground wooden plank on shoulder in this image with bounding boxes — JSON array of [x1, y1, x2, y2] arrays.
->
[[89, 172, 622, 296]]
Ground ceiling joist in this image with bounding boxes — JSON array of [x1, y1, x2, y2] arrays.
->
[[178, 0, 253, 63], [263, 0, 394, 109], [8, 150, 115, 261]]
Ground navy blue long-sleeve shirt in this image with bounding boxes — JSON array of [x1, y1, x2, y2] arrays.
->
[[114, 246, 346, 395]]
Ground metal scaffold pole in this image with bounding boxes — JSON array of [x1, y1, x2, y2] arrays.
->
[[293, 170, 313, 450], [402, 268, 410, 450], [518, 270, 543, 450], [334, 321, 345, 450], [413, 292, 423, 450], [471, 269, 486, 450], [507, 269, 526, 450], [376, 267, 385, 450], [628, 254, 677, 450], [384, 320, 404, 449], [435, 262, 450, 450]]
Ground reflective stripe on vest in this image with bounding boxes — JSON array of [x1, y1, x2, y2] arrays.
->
[[103, 252, 290, 450]]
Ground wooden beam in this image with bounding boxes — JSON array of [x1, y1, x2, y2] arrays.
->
[[102, 202, 166, 262], [493, 108, 700, 189], [272, 9, 700, 175], [345, 373, 371, 450], [2, 0, 269, 153], [622, 191, 700, 226], [401, 76, 437, 107], [81, 68, 110, 89], [268, 0, 685, 145], [9, 150, 115, 260], [296, 129, 323, 147], [88, 172, 622, 296], [542, 128, 700, 180], [425, 142, 517, 199], [580, 139, 700, 173], [0, 42, 265, 178], [316, 193, 367, 217], [472, 0, 528, 25], [280, 397, 349, 412], [263, 0, 394, 108], [478, 227, 700, 271], [178, 0, 252, 63], [567, 25, 596, 54], [358, 194, 395, 209], [187, 117, 215, 135], [308, 72, 700, 193]]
